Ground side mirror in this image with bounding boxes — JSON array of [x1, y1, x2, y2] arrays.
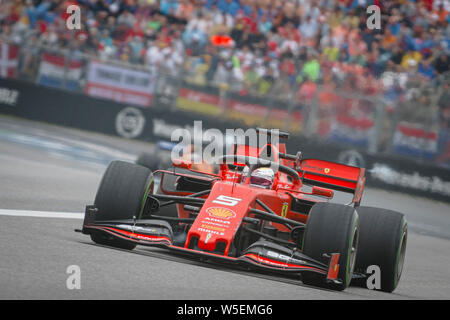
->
[[312, 186, 334, 198]]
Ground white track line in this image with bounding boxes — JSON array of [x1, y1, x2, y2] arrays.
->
[[0, 209, 84, 219]]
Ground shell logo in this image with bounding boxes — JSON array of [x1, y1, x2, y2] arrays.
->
[[207, 207, 236, 219]]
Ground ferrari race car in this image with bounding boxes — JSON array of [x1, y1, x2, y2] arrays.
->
[[136, 141, 216, 174], [78, 128, 407, 292]]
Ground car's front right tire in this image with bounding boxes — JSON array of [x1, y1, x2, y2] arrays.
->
[[301, 203, 359, 291], [352, 206, 407, 292]]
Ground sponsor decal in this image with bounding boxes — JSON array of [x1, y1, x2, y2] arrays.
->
[[0, 87, 19, 106], [324, 168, 330, 174], [266, 109, 303, 133], [130, 233, 158, 241], [207, 207, 236, 219], [204, 217, 230, 225], [153, 119, 192, 139], [204, 232, 212, 244], [254, 256, 286, 267], [116, 225, 157, 233], [97, 226, 171, 242], [301, 164, 323, 172], [225, 172, 238, 180], [202, 218, 229, 229], [197, 227, 223, 236], [201, 224, 226, 232], [85, 60, 154, 107], [281, 203, 288, 218], [175, 89, 304, 132], [176, 88, 222, 115], [247, 254, 306, 268], [267, 251, 291, 261], [115, 107, 146, 138], [153, 119, 208, 146], [227, 100, 267, 126], [370, 163, 450, 197], [246, 252, 314, 270]]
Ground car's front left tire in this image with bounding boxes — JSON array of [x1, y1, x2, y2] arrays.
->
[[90, 160, 154, 250]]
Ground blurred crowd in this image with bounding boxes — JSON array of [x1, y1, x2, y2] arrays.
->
[[0, 0, 449, 131]]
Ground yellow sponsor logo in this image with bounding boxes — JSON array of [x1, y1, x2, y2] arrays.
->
[[201, 224, 226, 232], [176, 97, 221, 116], [281, 203, 289, 218], [207, 207, 236, 219], [324, 168, 330, 174]]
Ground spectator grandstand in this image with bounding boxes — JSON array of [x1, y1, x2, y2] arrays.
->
[[0, 0, 449, 166]]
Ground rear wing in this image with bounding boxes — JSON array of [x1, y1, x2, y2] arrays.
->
[[299, 159, 365, 205]]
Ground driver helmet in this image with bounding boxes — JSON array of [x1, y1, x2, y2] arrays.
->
[[249, 167, 274, 189]]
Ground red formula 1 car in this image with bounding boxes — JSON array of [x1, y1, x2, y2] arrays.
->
[[79, 129, 407, 292]]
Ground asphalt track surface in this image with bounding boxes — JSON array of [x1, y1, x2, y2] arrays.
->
[[1, 115, 450, 300]]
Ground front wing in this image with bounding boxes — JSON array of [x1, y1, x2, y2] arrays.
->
[[80, 206, 342, 284]]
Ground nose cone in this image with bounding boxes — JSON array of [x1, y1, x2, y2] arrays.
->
[[185, 182, 254, 255], [206, 207, 236, 219]]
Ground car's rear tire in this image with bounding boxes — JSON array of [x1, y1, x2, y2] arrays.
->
[[301, 203, 359, 291], [352, 206, 407, 292], [136, 152, 161, 171], [91, 160, 154, 250]]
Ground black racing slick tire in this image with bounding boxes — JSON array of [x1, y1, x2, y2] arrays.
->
[[136, 152, 161, 171], [352, 206, 407, 292], [91, 161, 154, 250], [301, 203, 359, 291]]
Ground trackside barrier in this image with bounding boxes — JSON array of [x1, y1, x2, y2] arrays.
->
[[0, 78, 449, 202]]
